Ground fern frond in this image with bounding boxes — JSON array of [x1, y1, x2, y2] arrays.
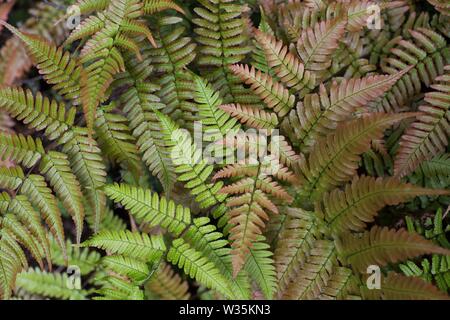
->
[[94, 274, 144, 300], [295, 18, 347, 81], [39, 151, 85, 243], [282, 72, 408, 151], [0, 133, 44, 168], [0, 234, 23, 299], [194, 76, 240, 141], [282, 240, 336, 300], [116, 53, 177, 193], [274, 208, 321, 293], [16, 268, 87, 300], [83, 230, 166, 262], [0, 22, 82, 104], [338, 226, 450, 273], [49, 237, 101, 275], [62, 128, 106, 234], [75, 0, 110, 15], [156, 111, 227, 209], [254, 30, 315, 94], [375, 28, 449, 112], [167, 238, 233, 299], [230, 64, 295, 117], [145, 263, 190, 300], [1, 213, 46, 270], [318, 175, 449, 235], [317, 267, 354, 300], [0, 87, 76, 141], [95, 105, 142, 178], [143, 0, 184, 15], [148, 16, 197, 126], [245, 236, 277, 300], [415, 153, 450, 188], [394, 67, 450, 177], [19, 174, 66, 260], [193, 0, 253, 104], [299, 112, 418, 199], [104, 183, 191, 236], [220, 104, 278, 130], [183, 217, 250, 300], [361, 272, 449, 300], [101, 255, 151, 284], [400, 254, 450, 293], [427, 0, 450, 17]]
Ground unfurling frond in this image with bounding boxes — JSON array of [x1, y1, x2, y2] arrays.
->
[[318, 176, 449, 235], [338, 226, 450, 273], [394, 67, 450, 177]]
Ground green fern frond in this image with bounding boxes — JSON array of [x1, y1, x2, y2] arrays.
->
[[104, 183, 191, 236], [193, 0, 254, 104], [83, 230, 166, 262], [245, 236, 277, 300], [156, 111, 228, 209], [62, 128, 106, 234], [0, 22, 82, 104], [49, 236, 101, 275], [167, 238, 233, 299], [182, 217, 250, 300], [148, 16, 197, 127], [194, 76, 240, 141], [116, 52, 177, 193], [16, 268, 87, 300], [95, 104, 142, 178], [0, 87, 76, 141]]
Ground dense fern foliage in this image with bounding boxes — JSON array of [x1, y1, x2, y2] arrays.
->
[[0, 0, 449, 300]]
